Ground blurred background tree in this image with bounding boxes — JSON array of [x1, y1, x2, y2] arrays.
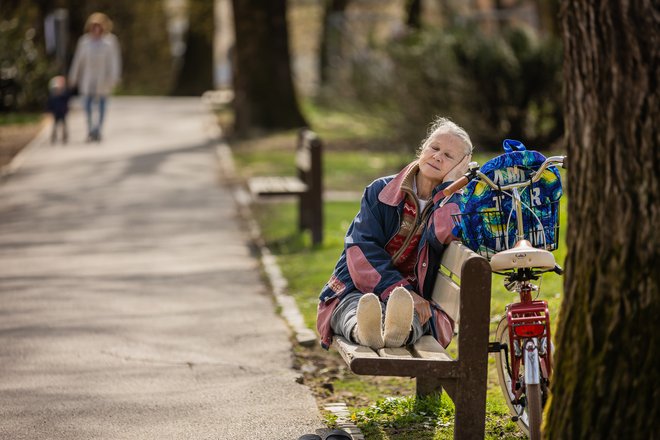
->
[[171, 0, 213, 95], [2, 0, 566, 149], [231, 0, 307, 137], [1, 0, 173, 114], [1, 1, 54, 112], [312, 0, 564, 151]]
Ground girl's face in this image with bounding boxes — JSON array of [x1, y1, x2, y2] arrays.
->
[[417, 132, 467, 185]]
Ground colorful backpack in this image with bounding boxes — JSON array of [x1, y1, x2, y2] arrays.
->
[[452, 139, 563, 258]]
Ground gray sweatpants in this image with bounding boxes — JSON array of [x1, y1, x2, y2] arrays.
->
[[330, 291, 431, 345]]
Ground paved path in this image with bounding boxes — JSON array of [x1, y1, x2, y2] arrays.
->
[[0, 97, 322, 439]]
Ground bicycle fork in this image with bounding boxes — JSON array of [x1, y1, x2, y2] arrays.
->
[[524, 339, 540, 385]]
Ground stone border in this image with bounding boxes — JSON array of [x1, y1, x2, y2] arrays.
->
[[324, 402, 364, 440]]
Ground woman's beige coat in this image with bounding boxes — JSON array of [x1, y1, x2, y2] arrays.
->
[[68, 33, 121, 96]]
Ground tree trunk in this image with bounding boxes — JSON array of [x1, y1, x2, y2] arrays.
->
[[231, 0, 307, 136], [405, 0, 422, 30], [545, 1, 659, 438], [319, 0, 349, 85], [171, 0, 214, 96]]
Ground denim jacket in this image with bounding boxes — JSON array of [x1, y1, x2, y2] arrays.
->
[[316, 162, 461, 349]]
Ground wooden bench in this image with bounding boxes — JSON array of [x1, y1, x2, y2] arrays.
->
[[333, 241, 492, 438], [247, 128, 323, 245]]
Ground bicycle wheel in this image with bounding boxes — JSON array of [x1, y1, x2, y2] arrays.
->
[[494, 318, 530, 435], [526, 383, 543, 439]]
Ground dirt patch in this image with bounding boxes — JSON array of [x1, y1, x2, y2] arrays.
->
[[0, 117, 46, 168], [293, 342, 415, 411]]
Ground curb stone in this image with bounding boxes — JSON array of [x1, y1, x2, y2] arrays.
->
[[324, 402, 364, 440]]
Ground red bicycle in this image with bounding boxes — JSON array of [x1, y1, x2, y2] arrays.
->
[[443, 154, 566, 439]]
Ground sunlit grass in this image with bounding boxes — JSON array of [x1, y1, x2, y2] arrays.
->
[[302, 98, 394, 141]]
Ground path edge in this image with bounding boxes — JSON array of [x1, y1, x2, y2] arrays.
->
[[214, 141, 317, 347]]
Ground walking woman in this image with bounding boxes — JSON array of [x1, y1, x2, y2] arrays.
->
[[68, 12, 121, 142]]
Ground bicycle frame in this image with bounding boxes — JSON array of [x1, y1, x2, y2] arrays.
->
[[506, 288, 552, 399]]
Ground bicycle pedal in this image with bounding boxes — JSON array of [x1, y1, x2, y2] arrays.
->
[[488, 342, 505, 353]]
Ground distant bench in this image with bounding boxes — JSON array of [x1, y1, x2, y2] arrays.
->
[[248, 128, 323, 245], [333, 241, 492, 439]]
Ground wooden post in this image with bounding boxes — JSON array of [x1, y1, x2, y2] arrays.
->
[[452, 256, 491, 439], [297, 129, 323, 245]]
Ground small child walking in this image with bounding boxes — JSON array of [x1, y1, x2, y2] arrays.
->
[[47, 75, 70, 144]]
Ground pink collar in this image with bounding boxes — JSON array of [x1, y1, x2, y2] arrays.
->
[[378, 161, 419, 206]]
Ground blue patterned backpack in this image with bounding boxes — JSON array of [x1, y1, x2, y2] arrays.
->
[[452, 140, 563, 258]]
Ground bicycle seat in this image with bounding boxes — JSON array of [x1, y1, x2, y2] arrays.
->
[[490, 239, 556, 271]]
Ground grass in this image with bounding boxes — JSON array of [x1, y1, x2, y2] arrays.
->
[[231, 102, 567, 438], [0, 112, 42, 126]]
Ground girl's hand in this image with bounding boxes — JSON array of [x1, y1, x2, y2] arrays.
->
[[412, 291, 432, 324], [442, 154, 472, 183]]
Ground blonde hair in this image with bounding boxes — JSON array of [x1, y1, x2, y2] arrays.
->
[[417, 116, 474, 157], [85, 12, 113, 34]]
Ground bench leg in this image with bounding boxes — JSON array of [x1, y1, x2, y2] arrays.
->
[[416, 376, 443, 397], [452, 371, 487, 439]]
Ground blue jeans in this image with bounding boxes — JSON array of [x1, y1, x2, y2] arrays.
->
[[84, 95, 107, 136]]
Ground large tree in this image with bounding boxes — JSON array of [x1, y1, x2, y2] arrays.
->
[[231, 0, 307, 136], [545, 1, 658, 438], [319, 0, 349, 86], [171, 0, 214, 96]]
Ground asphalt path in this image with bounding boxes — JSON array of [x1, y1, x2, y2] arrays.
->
[[0, 97, 322, 439]]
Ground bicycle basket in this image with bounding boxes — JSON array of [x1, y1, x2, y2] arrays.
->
[[451, 200, 560, 259], [450, 140, 563, 259]]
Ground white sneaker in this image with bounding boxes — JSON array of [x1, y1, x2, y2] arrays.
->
[[383, 287, 414, 347], [355, 293, 384, 349]]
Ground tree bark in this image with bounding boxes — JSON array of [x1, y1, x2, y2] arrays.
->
[[319, 0, 349, 85], [545, 1, 659, 438], [171, 0, 214, 96], [405, 0, 422, 30], [231, 0, 307, 136]]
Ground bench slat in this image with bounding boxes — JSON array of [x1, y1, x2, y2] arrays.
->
[[377, 347, 414, 358], [411, 335, 453, 361], [333, 336, 379, 367], [431, 271, 461, 325], [334, 335, 458, 377], [440, 241, 476, 277], [350, 357, 459, 378], [248, 176, 308, 196]]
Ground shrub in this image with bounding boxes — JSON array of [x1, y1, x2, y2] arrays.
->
[[332, 25, 564, 152], [0, 13, 53, 112]]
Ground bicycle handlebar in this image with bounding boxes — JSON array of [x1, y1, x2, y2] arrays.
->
[[441, 156, 565, 200], [441, 161, 480, 197]]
